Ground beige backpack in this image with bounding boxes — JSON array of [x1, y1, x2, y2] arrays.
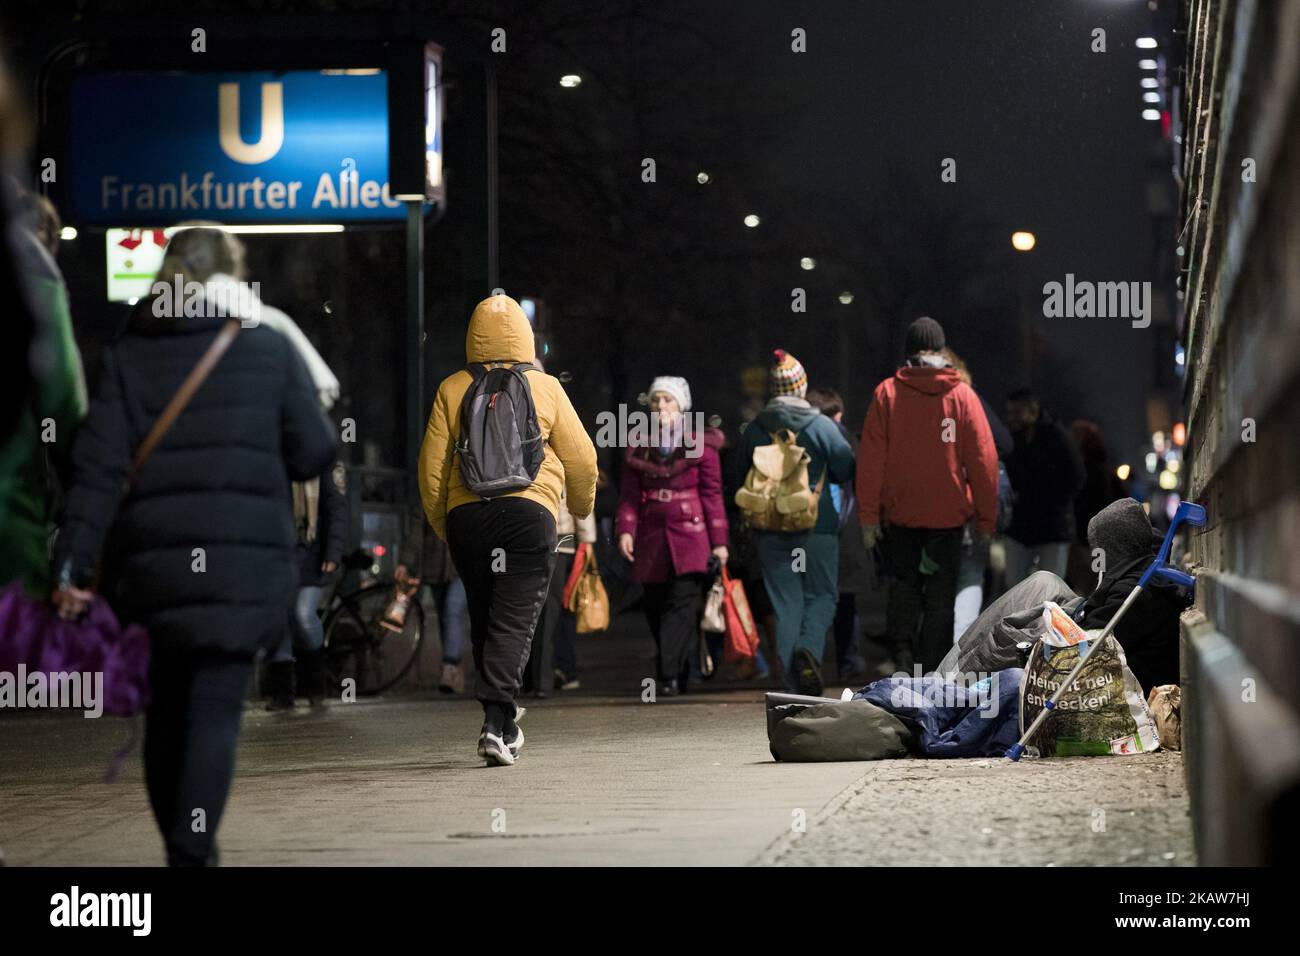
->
[[734, 428, 824, 532]]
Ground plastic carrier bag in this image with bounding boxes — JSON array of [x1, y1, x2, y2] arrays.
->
[[1017, 602, 1160, 757]]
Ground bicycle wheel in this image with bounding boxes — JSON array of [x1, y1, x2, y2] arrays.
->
[[322, 581, 426, 696]]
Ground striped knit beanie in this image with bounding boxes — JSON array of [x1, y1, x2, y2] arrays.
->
[[769, 348, 808, 398]]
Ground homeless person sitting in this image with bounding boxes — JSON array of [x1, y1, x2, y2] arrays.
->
[[767, 497, 1189, 764], [938, 497, 1191, 693]]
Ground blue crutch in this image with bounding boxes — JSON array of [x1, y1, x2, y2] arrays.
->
[[1006, 500, 1207, 761]]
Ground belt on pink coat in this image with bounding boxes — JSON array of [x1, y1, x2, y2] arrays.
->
[[640, 488, 700, 503]]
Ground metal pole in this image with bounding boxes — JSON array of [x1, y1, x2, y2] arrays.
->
[[485, 61, 499, 291], [1019, 263, 1032, 386], [837, 303, 852, 402], [406, 198, 425, 497]]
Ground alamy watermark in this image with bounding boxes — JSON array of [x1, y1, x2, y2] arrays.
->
[[1042, 274, 1151, 328], [151, 273, 261, 328], [50, 886, 151, 936], [594, 404, 706, 458], [0, 666, 104, 718]]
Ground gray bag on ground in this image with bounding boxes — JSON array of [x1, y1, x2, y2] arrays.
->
[[456, 361, 545, 497], [767, 697, 913, 762], [938, 570, 1082, 677]]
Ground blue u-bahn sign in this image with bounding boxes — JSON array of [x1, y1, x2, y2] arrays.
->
[[65, 68, 441, 224]]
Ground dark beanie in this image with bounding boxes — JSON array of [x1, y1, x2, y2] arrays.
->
[[1087, 498, 1156, 566], [905, 316, 945, 354]]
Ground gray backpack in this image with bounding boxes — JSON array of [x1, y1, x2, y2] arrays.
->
[[455, 361, 545, 497]]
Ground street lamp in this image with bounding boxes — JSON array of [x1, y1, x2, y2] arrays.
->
[[59, 226, 77, 241], [559, 74, 582, 88], [1011, 231, 1037, 383], [696, 171, 711, 184], [800, 257, 815, 270], [838, 291, 854, 305], [744, 214, 760, 228]]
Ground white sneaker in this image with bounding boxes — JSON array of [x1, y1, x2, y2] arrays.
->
[[505, 725, 525, 758], [478, 731, 515, 766], [506, 705, 526, 757]]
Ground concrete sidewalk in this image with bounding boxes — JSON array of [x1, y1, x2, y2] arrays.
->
[[762, 749, 1193, 866], [0, 691, 1194, 866], [0, 611, 1194, 866], [1, 690, 870, 866]]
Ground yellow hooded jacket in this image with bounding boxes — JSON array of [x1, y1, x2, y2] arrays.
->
[[418, 295, 598, 539]]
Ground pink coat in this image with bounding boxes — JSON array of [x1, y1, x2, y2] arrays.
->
[[615, 430, 728, 583]]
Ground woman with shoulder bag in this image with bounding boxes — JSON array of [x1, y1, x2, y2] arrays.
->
[[51, 225, 336, 866]]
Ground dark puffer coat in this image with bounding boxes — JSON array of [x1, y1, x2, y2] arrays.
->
[[54, 307, 336, 654]]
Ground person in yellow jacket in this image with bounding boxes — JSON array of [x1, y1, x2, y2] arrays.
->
[[419, 294, 597, 766]]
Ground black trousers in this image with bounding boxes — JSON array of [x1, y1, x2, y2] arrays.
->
[[643, 573, 706, 683], [446, 498, 557, 715], [524, 550, 575, 696], [144, 648, 254, 867], [883, 526, 962, 674]]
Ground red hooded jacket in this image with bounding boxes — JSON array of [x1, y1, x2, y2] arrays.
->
[[856, 366, 999, 534]]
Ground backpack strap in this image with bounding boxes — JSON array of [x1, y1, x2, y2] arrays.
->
[[466, 360, 538, 377]]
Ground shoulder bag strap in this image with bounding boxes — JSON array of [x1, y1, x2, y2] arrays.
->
[[126, 318, 241, 486]]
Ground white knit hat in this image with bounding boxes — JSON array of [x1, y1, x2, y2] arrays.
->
[[648, 375, 692, 412]]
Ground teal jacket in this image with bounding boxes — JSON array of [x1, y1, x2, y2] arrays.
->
[[733, 397, 855, 535]]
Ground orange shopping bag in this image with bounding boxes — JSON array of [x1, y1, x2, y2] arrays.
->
[[720, 567, 760, 662], [561, 542, 590, 609]]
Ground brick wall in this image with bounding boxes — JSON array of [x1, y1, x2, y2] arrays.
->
[[1179, 0, 1300, 864]]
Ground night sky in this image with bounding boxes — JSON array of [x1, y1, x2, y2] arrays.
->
[[670, 0, 1171, 461], [6, 0, 1178, 473], [484, 0, 1175, 470]]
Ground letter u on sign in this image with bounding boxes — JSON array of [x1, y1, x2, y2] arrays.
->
[[218, 82, 284, 164]]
